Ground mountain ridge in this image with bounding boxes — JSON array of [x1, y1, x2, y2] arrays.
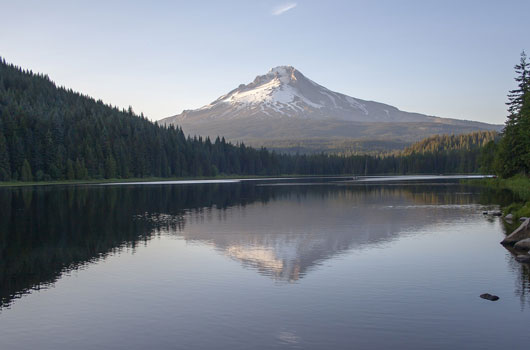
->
[[161, 65, 502, 153]]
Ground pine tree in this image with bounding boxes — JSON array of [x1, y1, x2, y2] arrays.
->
[[517, 91, 530, 172], [0, 130, 11, 180], [20, 159, 33, 181], [104, 154, 117, 179], [66, 159, 75, 180], [495, 51, 530, 177], [507, 51, 530, 117], [75, 158, 88, 179]]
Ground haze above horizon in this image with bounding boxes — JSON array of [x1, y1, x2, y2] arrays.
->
[[1, 0, 528, 125]]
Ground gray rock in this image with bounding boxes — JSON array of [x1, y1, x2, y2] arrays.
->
[[480, 293, 499, 301], [505, 213, 513, 221], [521, 217, 529, 222], [490, 210, 502, 216], [514, 238, 530, 251], [515, 255, 530, 263], [501, 219, 530, 245]]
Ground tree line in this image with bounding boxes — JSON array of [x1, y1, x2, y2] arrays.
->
[[0, 57, 495, 182], [479, 51, 530, 177]]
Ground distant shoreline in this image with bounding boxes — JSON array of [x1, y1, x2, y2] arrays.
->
[[0, 175, 350, 188], [0, 174, 492, 188]]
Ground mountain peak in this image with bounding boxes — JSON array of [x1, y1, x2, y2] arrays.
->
[[268, 65, 295, 73], [268, 65, 296, 76], [246, 65, 300, 87], [211, 65, 323, 112]]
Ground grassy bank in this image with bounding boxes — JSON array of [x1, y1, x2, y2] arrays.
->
[[469, 175, 530, 219]]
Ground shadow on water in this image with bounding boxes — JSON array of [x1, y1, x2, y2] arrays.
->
[[0, 179, 528, 309], [0, 183, 260, 308]]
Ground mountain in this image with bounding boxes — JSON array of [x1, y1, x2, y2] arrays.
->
[[161, 66, 502, 153]]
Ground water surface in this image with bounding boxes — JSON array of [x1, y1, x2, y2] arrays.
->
[[0, 177, 528, 349]]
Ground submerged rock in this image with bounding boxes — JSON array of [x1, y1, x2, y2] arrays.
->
[[480, 293, 499, 301], [514, 238, 530, 251], [515, 255, 530, 263]]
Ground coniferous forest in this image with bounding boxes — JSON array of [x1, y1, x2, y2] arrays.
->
[[0, 58, 496, 182], [479, 51, 530, 177]]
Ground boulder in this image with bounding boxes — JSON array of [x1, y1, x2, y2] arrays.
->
[[480, 293, 499, 301], [515, 255, 530, 263], [514, 238, 530, 251], [521, 217, 529, 222], [501, 219, 530, 245], [505, 213, 514, 221]]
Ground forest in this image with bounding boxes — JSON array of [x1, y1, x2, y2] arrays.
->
[[0, 58, 496, 182]]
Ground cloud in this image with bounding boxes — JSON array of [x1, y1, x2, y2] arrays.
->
[[272, 2, 297, 16]]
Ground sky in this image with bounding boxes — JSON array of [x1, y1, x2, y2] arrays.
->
[[1, 0, 528, 124]]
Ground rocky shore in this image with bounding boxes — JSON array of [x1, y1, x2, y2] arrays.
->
[[500, 216, 530, 262]]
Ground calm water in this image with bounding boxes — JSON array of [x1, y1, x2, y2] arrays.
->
[[0, 177, 528, 349]]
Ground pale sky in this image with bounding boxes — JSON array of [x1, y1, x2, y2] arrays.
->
[[1, 0, 528, 124]]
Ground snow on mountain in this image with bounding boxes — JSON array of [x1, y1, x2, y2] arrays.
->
[[213, 66, 325, 112], [160, 66, 501, 148]]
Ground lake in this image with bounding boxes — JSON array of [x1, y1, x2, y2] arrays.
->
[[0, 177, 528, 349]]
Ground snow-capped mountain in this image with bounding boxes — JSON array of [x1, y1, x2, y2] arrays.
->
[[161, 66, 501, 152], [164, 65, 443, 123]]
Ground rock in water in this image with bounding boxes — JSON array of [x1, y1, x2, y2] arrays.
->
[[480, 293, 499, 301], [505, 213, 513, 221], [514, 238, 530, 251], [515, 255, 530, 263], [501, 219, 530, 245]]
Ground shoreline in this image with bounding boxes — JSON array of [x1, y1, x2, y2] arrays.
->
[[0, 173, 492, 188], [0, 174, 353, 188], [466, 175, 530, 219]]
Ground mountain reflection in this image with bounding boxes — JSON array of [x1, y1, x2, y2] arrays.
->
[[174, 183, 503, 282], [0, 180, 527, 308]]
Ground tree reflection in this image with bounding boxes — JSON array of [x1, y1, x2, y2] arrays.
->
[[0, 180, 527, 309]]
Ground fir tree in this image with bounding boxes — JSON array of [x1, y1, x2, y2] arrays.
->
[[0, 130, 11, 180], [507, 51, 530, 116], [66, 159, 75, 180], [20, 159, 33, 181], [495, 51, 530, 177]]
